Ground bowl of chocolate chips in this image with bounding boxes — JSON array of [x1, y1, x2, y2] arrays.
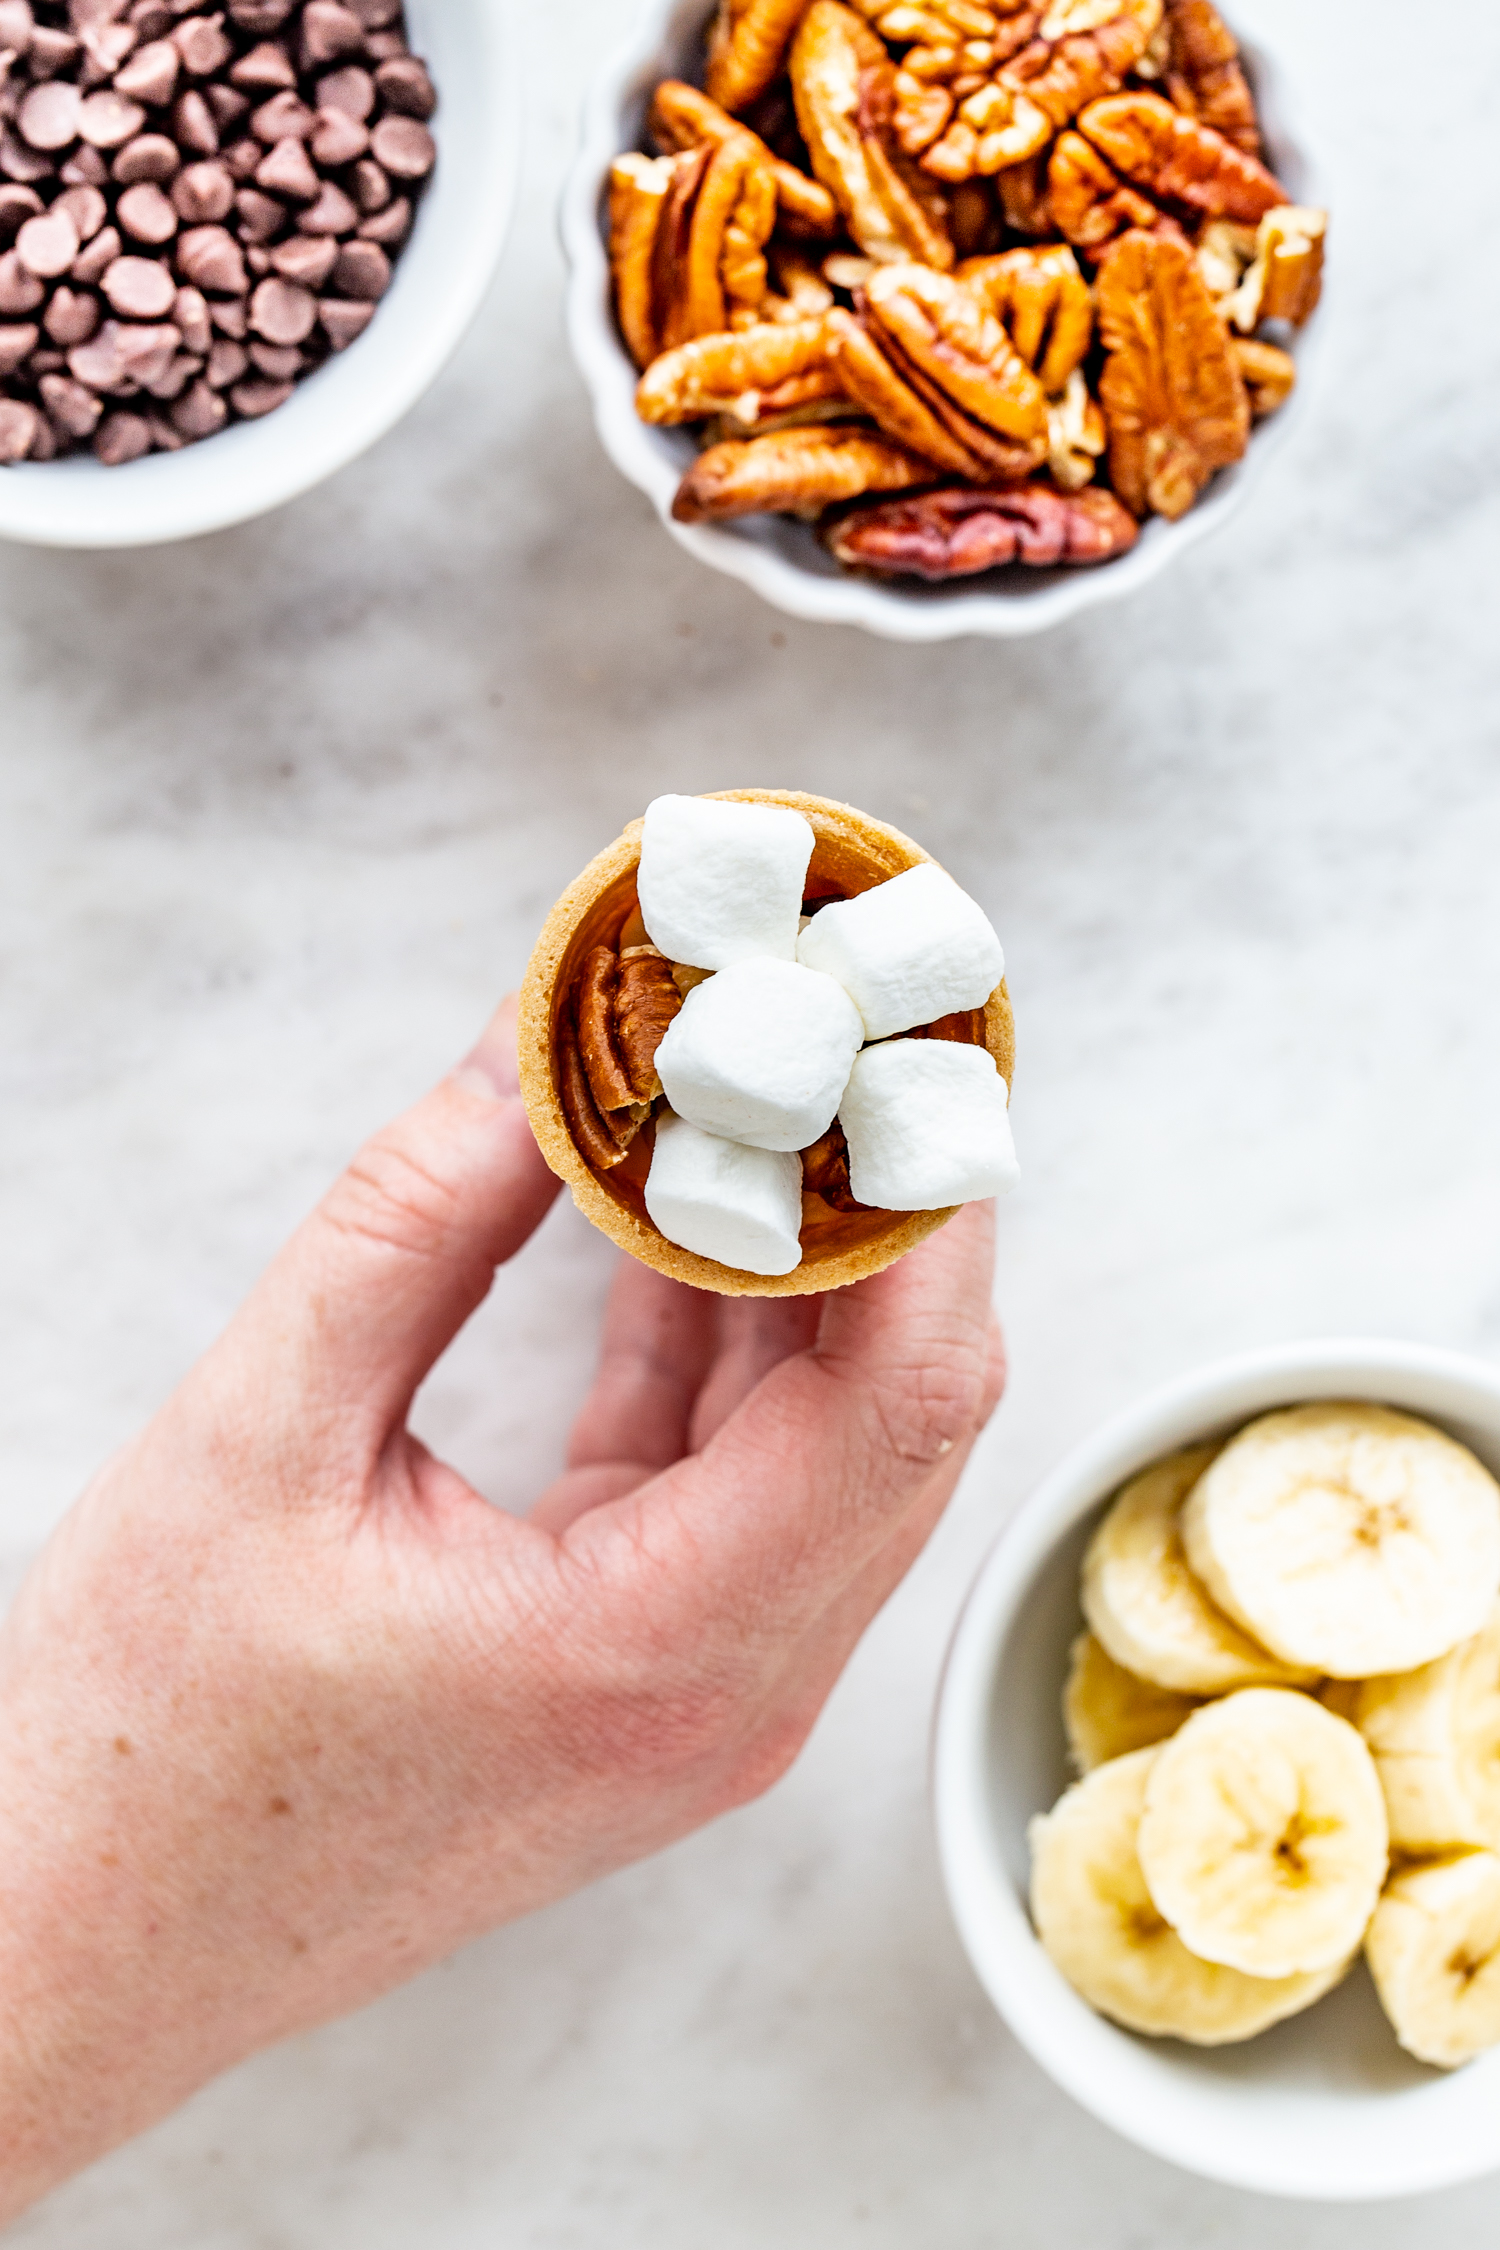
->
[[0, 0, 515, 546]]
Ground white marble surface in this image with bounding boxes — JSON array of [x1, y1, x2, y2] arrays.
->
[[3, 0, 1500, 2237]]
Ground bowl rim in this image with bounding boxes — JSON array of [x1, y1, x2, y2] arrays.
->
[[0, 0, 519, 551], [932, 1336, 1500, 2201], [561, 0, 1331, 642]]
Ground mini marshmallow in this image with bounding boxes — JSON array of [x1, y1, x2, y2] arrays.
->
[[839, 1040, 1019, 1210], [637, 794, 814, 970], [645, 1112, 804, 1276], [796, 863, 1004, 1041], [655, 958, 864, 1153]]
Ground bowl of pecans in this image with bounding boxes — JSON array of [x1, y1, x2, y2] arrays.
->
[[0, 0, 515, 548], [563, 0, 1328, 639]]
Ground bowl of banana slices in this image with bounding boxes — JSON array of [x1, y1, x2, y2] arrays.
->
[[934, 1339, 1500, 2201]]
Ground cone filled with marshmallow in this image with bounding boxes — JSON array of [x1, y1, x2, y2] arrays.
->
[[518, 789, 1016, 1296]]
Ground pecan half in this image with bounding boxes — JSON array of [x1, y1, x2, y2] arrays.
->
[[576, 945, 638, 1113], [1162, 0, 1259, 156], [923, 0, 1162, 180], [865, 260, 1050, 464], [636, 316, 840, 424], [1231, 335, 1294, 419], [609, 153, 679, 368], [822, 478, 1139, 574], [852, 0, 1009, 42], [1047, 127, 1163, 249], [790, 1, 956, 268], [559, 1000, 638, 1174], [1095, 226, 1249, 517], [958, 242, 1092, 393], [1077, 90, 1286, 223], [707, 0, 818, 115], [1219, 203, 1326, 330], [826, 302, 992, 475], [654, 132, 779, 349], [615, 951, 684, 1098], [571, 942, 681, 1149], [673, 423, 936, 521], [650, 79, 838, 237], [801, 1120, 867, 1211], [995, 148, 1053, 236]]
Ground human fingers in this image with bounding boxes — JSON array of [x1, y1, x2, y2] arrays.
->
[[687, 1297, 823, 1452], [199, 996, 560, 1451], [565, 1259, 722, 1477], [566, 1202, 998, 1644]]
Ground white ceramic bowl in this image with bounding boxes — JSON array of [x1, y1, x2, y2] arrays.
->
[[934, 1339, 1500, 2201], [563, 0, 1328, 641], [0, 0, 516, 550]]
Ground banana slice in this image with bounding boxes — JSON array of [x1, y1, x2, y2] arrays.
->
[[1355, 1603, 1500, 1855], [1367, 1851, 1500, 2068], [1181, 1403, 1500, 1679], [1029, 1747, 1351, 2043], [1137, 1688, 1388, 1978], [1063, 1630, 1202, 1773], [1081, 1446, 1317, 1694]]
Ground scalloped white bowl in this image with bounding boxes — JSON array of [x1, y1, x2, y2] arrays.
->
[[0, 0, 516, 550], [563, 0, 1328, 640], [934, 1339, 1500, 2201]]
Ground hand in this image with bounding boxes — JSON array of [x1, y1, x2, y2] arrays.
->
[[0, 999, 1003, 2221]]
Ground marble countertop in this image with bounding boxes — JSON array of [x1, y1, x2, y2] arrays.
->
[[4, 0, 1499, 2238]]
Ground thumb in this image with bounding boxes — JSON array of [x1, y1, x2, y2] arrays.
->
[[211, 996, 560, 1445]]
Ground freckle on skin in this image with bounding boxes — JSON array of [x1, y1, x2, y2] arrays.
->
[[290, 1936, 308, 1955], [268, 1797, 293, 1817], [114, 1737, 132, 1756]]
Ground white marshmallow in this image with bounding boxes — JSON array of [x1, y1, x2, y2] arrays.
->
[[637, 794, 815, 971], [645, 1112, 804, 1276], [839, 1040, 1019, 1210], [655, 958, 864, 1153], [796, 862, 1004, 1041]]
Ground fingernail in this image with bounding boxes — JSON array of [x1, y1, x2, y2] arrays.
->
[[454, 996, 521, 1101]]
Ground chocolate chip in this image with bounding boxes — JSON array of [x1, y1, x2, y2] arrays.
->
[[348, 155, 385, 213], [313, 61, 371, 117], [170, 372, 224, 432], [173, 86, 216, 154], [345, 0, 400, 24], [113, 36, 178, 104], [248, 269, 310, 341], [78, 91, 147, 148], [267, 226, 330, 284], [173, 14, 234, 75], [39, 368, 103, 436], [128, 5, 175, 39], [59, 144, 109, 186], [26, 26, 80, 78], [55, 182, 107, 239], [0, 0, 35, 54], [222, 135, 261, 180], [298, 3, 361, 67], [295, 176, 354, 233], [16, 207, 79, 275], [113, 132, 180, 183], [204, 84, 249, 133], [1, 129, 58, 185], [69, 218, 119, 282], [354, 191, 404, 245], [234, 184, 282, 239], [145, 408, 186, 448], [175, 219, 243, 291], [247, 336, 296, 376], [315, 292, 368, 349], [251, 87, 312, 140], [207, 290, 244, 335], [228, 370, 288, 413], [171, 156, 231, 220], [0, 316, 37, 374], [94, 405, 151, 462], [255, 132, 314, 197], [362, 28, 403, 61], [0, 183, 44, 242], [118, 178, 177, 241], [171, 278, 210, 348], [141, 346, 198, 397], [18, 80, 82, 150], [0, 243, 44, 309], [0, 393, 37, 458], [102, 251, 174, 315], [228, 0, 294, 29], [330, 234, 383, 297], [44, 283, 99, 343], [308, 104, 362, 165], [203, 332, 242, 383], [373, 54, 432, 120], [230, 40, 295, 90], [368, 112, 430, 181]]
